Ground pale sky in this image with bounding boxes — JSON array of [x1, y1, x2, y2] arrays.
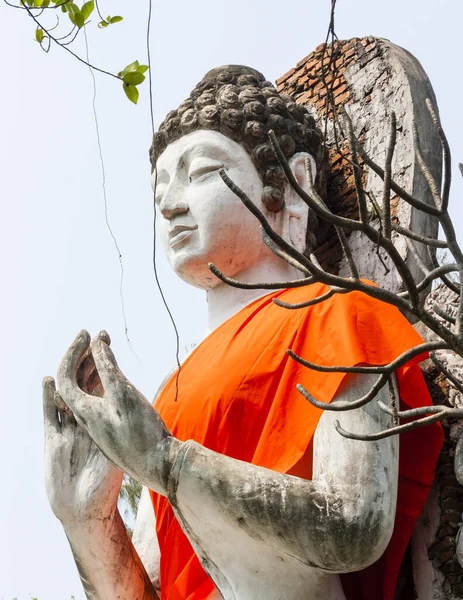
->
[[1, 1, 462, 598]]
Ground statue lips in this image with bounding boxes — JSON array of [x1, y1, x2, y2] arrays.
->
[[169, 224, 198, 247]]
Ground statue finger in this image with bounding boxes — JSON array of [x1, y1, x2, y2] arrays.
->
[[58, 330, 92, 409], [91, 338, 126, 393], [86, 330, 111, 396], [42, 376, 59, 435], [54, 391, 76, 427], [76, 331, 111, 395], [96, 330, 111, 346]]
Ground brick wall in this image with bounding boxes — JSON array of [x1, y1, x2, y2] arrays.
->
[[277, 37, 381, 274]]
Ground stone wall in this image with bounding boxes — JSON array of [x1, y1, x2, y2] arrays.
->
[[277, 37, 440, 291]]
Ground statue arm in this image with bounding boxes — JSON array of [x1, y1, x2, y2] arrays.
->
[[54, 332, 398, 595], [43, 338, 160, 600], [132, 487, 161, 594], [167, 373, 398, 582], [63, 508, 159, 600]]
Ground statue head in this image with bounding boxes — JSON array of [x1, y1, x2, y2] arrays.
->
[[150, 65, 328, 290]]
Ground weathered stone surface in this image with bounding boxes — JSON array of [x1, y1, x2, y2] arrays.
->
[[277, 38, 441, 293]]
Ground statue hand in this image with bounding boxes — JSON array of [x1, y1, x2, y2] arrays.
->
[[57, 330, 175, 495], [43, 373, 123, 525]]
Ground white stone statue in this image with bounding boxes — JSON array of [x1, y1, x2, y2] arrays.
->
[[43, 64, 440, 600]]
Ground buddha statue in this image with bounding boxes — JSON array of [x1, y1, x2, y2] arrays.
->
[[43, 65, 442, 600]]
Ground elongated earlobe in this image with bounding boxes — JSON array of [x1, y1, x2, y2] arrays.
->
[[286, 153, 317, 254]]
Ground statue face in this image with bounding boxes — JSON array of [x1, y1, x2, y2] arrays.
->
[[154, 130, 291, 290]]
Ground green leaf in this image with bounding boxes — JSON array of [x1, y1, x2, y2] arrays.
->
[[124, 60, 140, 73], [109, 15, 123, 23], [123, 83, 139, 105], [80, 0, 94, 20], [117, 61, 141, 79], [66, 2, 78, 20], [42, 0, 50, 6], [123, 71, 145, 86], [137, 65, 149, 74], [74, 10, 85, 27], [98, 19, 108, 27], [35, 27, 44, 43], [34, 0, 44, 6]]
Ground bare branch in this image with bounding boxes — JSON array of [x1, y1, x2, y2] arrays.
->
[[343, 109, 369, 224], [296, 374, 388, 411], [219, 169, 314, 273], [269, 131, 420, 305], [412, 119, 442, 211], [335, 410, 449, 441], [426, 99, 451, 212], [382, 112, 397, 240], [353, 143, 441, 218], [305, 158, 359, 279], [410, 262, 460, 295], [433, 304, 456, 325], [430, 352, 463, 394], [377, 401, 445, 419], [273, 287, 348, 309], [428, 246, 460, 295], [388, 378, 399, 426], [260, 227, 311, 275], [391, 222, 448, 249], [405, 237, 430, 278], [208, 263, 314, 290], [287, 341, 447, 375]]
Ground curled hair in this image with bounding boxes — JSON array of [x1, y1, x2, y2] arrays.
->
[[150, 65, 329, 248]]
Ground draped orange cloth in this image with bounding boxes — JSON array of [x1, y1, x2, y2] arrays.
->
[[150, 283, 443, 600]]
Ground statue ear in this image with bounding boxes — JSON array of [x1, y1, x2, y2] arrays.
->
[[286, 153, 317, 254]]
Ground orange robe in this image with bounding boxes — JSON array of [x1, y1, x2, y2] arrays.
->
[[151, 283, 443, 600]]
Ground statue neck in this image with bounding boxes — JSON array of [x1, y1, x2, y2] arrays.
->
[[205, 257, 302, 334]]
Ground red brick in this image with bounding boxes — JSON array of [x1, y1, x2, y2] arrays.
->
[[305, 57, 323, 75], [287, 70, 305, 85], [335, 91, 350, 106], [295, 90, 314, 105], [333, 83, 349, 97], [343, 47, 356, 61], [276, 68, 296, 86], [296, 53, 315, 68]]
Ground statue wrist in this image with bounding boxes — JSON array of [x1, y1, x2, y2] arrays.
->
[[164, 438, 196, 503]]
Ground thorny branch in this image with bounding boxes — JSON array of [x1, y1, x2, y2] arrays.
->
[[211, 53, 463, 441]]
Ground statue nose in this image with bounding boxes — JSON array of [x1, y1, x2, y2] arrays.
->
[[159, 182, 189, 219], [160, 201, 189, 219]]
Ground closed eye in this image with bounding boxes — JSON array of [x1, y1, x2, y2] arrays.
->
[[188, 163, 223, 182]]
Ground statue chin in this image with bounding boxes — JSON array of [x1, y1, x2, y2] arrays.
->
[[167, 252, 221, 291]]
